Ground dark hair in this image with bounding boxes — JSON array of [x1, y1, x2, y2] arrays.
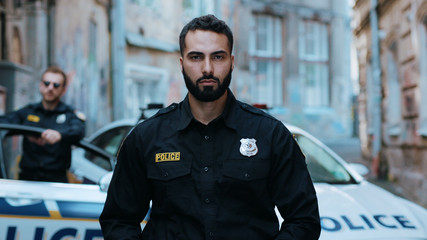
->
[[42, 66, 67, 86], [179, 14, 233, 56]]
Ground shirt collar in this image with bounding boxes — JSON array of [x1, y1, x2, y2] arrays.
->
[[35, 101, 66, 112], [176, 89, 239, 131], [176, 95, 193, 131]]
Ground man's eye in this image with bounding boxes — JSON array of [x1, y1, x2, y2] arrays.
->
[[213, 55, 224, 60], [190, 55, 201, 60]]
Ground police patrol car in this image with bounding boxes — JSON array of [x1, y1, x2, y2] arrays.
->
[[0, 123, 123, 240], [288, 125, 427, 240], [2, 121, 427, 239]]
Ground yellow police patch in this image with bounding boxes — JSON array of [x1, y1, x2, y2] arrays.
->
[[155, 152, 180, 163], [27, 114, 40, 123]]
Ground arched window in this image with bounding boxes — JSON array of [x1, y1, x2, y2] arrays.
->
[[11, 27, 23, 64], [416, 11, 427, 136], [385, 41, 401, 136], [366, 62, 374, 135], [249, 14, 283, 106], [299, 19, 330, 107]]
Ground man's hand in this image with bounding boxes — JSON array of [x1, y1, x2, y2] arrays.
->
[[41, 129, 62, 145], [27, 129, 62, 146]]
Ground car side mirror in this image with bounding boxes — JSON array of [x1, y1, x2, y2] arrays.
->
[[99, 171, 113, 192], [349, 163, 370, 177]]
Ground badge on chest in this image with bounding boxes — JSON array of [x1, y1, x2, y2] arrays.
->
[[240, 138, 258, 157], [56, 114, 66, 124]]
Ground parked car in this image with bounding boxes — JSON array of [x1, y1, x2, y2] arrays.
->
[[0, 123, 117, 239], [70, 118, 137, 184], [78, 119, 427, 240], [289, 125, 427, 240]]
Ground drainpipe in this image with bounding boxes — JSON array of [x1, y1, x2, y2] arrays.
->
[[110, 0, 126, 120], [370, 0, 382, 177]]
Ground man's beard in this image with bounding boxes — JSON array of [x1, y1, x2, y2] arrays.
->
[[182, 67, 232, 102]]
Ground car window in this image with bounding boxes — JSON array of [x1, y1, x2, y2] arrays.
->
[[83, 149, 113, 172], [293, 133, 353, 184], [91, 126, 132, 155]]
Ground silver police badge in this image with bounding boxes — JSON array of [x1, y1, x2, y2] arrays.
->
[[240, 138, 258, 157], [56, 114, 66, 124]]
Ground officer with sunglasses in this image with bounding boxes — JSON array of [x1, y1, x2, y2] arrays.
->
[[0, 66, 85, 183]]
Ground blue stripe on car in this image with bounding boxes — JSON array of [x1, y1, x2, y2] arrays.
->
[[0, 197, 50, 217], [56, 201, 103, 219]]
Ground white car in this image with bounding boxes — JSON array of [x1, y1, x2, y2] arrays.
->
[[0, 123, 115, 239], [70, 118, 137, 184], [76, 119, 427, 239], [288, 125, 427, 240]]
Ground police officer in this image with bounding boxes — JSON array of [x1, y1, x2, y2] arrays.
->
[[0, 66, 85, 183], [100, 15, 320, 239]]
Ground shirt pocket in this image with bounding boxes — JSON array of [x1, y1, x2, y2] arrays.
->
[[147, 161, 191, 182], [147, 162, 194, 210], [221, 158, 270, 197]]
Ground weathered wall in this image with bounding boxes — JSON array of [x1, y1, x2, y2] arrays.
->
[[353, 0, 427, 206], [54, 0, 111, 134]]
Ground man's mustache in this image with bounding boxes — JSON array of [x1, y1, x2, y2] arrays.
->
[[196, 75, 220, 83]]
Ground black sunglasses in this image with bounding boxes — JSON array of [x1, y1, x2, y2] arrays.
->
[[42, 81, 62, 89]]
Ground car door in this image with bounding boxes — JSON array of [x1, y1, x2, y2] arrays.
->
[[0, 123, 113, 239]]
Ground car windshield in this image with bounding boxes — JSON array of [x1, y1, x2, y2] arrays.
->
[[91, 126, 133, 155], [293, 133, 354, 184]]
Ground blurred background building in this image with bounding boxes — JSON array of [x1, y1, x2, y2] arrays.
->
[[353, 0, 427, 206], [0, 0, 355, 140]]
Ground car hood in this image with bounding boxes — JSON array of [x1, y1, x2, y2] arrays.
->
[[314, 181, 427, 240]]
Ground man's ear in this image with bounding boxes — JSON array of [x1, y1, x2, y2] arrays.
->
[[231, 55, 235, 71], [60, 86, 67, 97], [180, 57, 184, 72]]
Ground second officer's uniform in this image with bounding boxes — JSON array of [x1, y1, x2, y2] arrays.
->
[[0, 101, 85, 182]]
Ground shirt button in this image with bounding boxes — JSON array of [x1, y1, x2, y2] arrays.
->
[[245, 173, 251, 179], [209, 231, 214, 237], [203, 167, 209, 172], [204, 135, 210, 140], [204, 198, 210, 204], [163, 172, 169, 177]]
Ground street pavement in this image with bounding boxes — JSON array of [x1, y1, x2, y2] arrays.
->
[[323, 137, 406, 200]]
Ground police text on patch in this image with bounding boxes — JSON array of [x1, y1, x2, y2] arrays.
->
[[155, 152, 181, 162]]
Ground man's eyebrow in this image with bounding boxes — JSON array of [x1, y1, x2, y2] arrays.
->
[[187, 51, 204, 55], [211, 50, 228, 55], [187, 50, 228, 56]]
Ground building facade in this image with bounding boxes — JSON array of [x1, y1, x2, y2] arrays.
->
[[0, 0, 355, 141], [353, 0, 427, 206], [226, 0, 355, 140], [125, 0, 355, 140]]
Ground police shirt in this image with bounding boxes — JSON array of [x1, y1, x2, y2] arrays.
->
[[0, 102, 85, 171], [100, 90, 320, 240]]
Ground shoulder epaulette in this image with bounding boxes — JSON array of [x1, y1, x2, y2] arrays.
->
[[237, 101, 278, 121], [74, 110, 86, 121], [148, 103, 178, 120], [237, 101, 267, 116]]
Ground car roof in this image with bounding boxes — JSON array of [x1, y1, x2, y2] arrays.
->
[[85, 118, 137, 142]]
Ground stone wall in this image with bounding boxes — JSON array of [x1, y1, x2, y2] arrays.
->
[[353, 0, 427, 207]]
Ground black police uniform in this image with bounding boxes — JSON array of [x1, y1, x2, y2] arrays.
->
[[0, 102, 85, 182], [100, 90, 320, 240]]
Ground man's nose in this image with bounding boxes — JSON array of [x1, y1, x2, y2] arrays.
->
[[202, 58, 213, 75]]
